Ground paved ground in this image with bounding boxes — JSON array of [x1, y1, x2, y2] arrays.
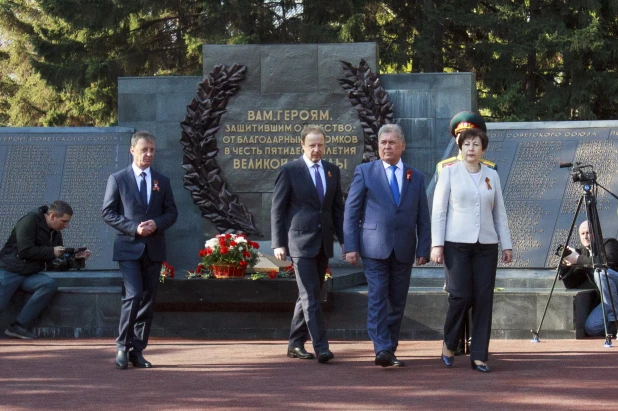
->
[[0, 338, 616, 410]]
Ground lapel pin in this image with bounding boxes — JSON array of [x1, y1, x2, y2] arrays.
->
[[153, 180, 160, 191], [327, 171, 332, 178], [485, 177, 492, 190], [406, 170, 413, 181]]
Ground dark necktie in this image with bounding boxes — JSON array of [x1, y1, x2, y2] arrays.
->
[[139, 172, 148, 208], [313, 164, 325, 204], [390, 165, 400, 205]]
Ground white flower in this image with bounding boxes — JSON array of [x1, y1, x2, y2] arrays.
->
[[235, 237, 247, 243], [205, 238, 219, 249]]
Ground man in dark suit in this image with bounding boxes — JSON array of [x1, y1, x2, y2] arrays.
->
[[344, 124, 431, 367], [102, 131, 178, 369], [271, 125, 345, 364]]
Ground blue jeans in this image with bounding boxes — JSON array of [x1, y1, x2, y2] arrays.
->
[[585, 268, 618, 336], [0, 269, 58, 327]]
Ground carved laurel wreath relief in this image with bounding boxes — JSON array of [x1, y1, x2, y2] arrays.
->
[[180, 60, 393, 234]]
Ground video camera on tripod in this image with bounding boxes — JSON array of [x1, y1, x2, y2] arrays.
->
[[560, 161, 596, 185], [532, 160, 618, 347]]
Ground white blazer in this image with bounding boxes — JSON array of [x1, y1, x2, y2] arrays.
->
[[432, 161, 512, 249]]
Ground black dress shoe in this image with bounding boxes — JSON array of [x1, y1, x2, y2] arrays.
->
[[471, 360, 490, 373], [115, 350, 128, 370], [441, 343, 454, 367], [317, 350, 334, 363], [392, 355, 405, 366], [375, 350, 394, 367], [129, 351, 152, 368], [441, 353, 454, 367], [287, 346, 315, 360]]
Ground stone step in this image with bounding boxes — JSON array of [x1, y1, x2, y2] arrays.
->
[[47, 271, 123, 287], [0, 272, 596, 340]]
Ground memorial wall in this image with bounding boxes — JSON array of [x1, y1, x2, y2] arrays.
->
[[0, 128, 133, 270], [436, 123, 618, 269]]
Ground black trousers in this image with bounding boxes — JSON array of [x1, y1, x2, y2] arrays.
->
[[443, 241, 498, 362], [116, 249, 162, 352], [288, 246, 329, 354]]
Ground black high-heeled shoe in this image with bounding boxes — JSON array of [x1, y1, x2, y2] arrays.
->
[[470, 360, 489, 373], [441, 343, 454, 367]]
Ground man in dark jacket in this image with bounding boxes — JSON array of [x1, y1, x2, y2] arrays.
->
[[0, 200, 88, 339], [561, 220, 618, 335]]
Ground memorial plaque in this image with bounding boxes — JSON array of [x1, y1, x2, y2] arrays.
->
[[433, 125, 618, 268], [218, 94, 363, 194], [0, 130, 132, 269]]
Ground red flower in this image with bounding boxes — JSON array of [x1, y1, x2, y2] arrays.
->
[[237, 233, 247, 238], [267, 270, 278, 279], [196, 264, 204, 274], [218, 237, 226, 246], [220, 246, 228, 255], [225, 233, 232, 239], [249, 241, 260, 249], [206, 248, 212, 256], [230, 241, 237, 247], [243, 251, 250, 258], [239, 260, 248, 267]]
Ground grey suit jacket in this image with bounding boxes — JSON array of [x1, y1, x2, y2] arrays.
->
[[431, 161, 512, 249], [271, 157, 345, 259], [343, 160, 431, 263], [102, 166, 178, 261]]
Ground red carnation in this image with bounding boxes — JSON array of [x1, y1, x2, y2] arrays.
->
[[230, 241, 237, 247], [243, 251, 250, 257], [239, 260, 248, 267], [268, 270, 278, 279], [225, 233, 232, 239], [218, 237, 226, 246], [196, 264, 204, 274], [220, 246, 229, 255], [206, 248, 212, 256]]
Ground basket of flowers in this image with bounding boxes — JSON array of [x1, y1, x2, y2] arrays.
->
[[198, 233, 260, 278]]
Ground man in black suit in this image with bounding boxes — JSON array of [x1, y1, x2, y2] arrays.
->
[[102, 131, 178, 369], [271, 125, 345, 363]]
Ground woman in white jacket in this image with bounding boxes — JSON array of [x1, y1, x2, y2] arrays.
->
[[431, 128, 512, 373]]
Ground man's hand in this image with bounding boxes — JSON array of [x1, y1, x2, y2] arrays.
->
[[563, 246, 579, 265], [345, 251, 360, 266], [75, 248, 92, 259], [274, 247, 287, 261], [430, 246, 444, 264], [53, 246, 65, 257], [502, 249, 513, 264], [415, 256, 429, 266], [137, 220, 157, 236]]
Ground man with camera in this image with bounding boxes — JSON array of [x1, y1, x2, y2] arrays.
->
[[0, 200, 90, 339], [561, 220, 618, 336]]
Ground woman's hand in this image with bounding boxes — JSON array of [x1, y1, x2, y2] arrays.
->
[[430, 246, 444, 264], [502, 249, 513, 264]]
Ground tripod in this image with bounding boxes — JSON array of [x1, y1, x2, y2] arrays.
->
[[531, 177, 618, 347]]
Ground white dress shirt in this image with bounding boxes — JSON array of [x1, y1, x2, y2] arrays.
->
[[382, 159, 403, 195], [132, 163, 152, 204], [303, 154, 326, 191]]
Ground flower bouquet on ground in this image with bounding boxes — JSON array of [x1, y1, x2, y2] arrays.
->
[[159, 262, 175, 283], [198, 233, 260, 278], [250, 264, 296, 280]]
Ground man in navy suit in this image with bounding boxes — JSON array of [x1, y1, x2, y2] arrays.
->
[[102, 131, 178, 369], [271, 125, 345, 364], [344, 124, 431, 367]]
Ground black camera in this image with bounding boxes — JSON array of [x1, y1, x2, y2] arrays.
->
[[49, 247, 87, 271], [570, 162, 596, 185], [555, 244, 573, 258]]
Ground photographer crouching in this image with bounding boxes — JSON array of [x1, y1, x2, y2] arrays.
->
[[560, 220, 618, 336], [0, 200, 91, 339]]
